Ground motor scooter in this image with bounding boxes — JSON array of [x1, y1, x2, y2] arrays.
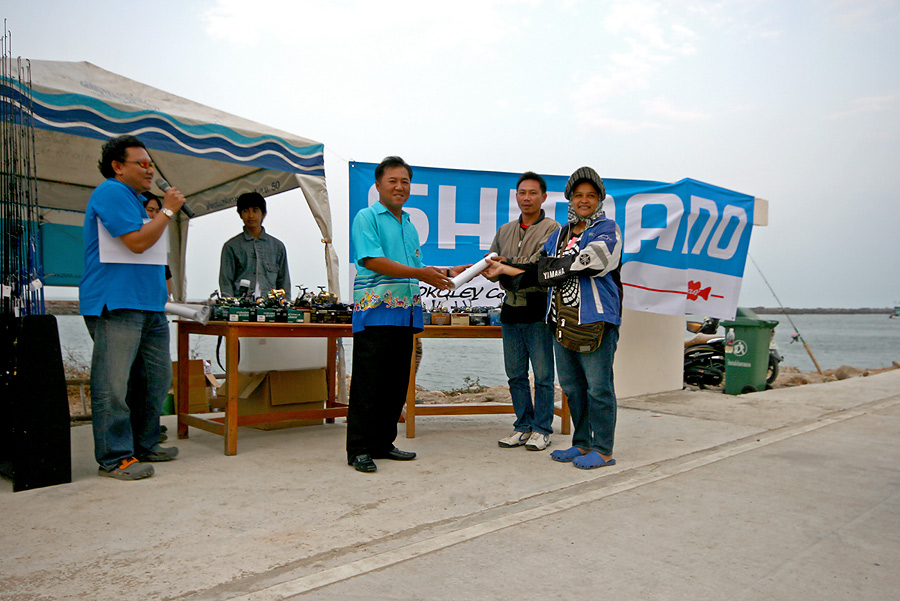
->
[[684, 317, 726, 389], [683, 317, 782, 390]]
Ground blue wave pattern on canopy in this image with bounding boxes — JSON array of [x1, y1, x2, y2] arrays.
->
[[0, 76, 325, 176]]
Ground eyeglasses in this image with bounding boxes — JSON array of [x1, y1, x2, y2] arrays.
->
[[122, 160, 156, 170]]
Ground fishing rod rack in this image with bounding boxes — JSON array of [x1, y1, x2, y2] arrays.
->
[[1, 21, 44, 318], [1, 23, 71, 493]]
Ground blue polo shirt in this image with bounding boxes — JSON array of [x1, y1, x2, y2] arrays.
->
[[351, 201, 425, 334], [79, 178, 167, 316]]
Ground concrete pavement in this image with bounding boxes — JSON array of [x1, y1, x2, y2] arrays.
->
[[2, 370, 898, 600]]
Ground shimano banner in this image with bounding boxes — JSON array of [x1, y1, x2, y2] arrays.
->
[[348, 162, 755, 319]]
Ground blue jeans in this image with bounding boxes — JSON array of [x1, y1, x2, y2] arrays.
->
[[501, 322, 556, 435], [553, 324, 618, 455], [85, 310, 171, 470]]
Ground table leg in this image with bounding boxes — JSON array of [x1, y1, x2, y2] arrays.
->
[[224, 330, 240, 455], [326, 337, 337, 424], [405, 337, 417, 438], [560, 392, 571, 435], [176, 324, 190, 439]]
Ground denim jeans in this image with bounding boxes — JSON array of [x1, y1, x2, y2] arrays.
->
[[501, 321, 556, 435], [553, 324, 618, 455], [85, 310, 171, 470]]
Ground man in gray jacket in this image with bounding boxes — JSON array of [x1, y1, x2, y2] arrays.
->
[[218, 192, 291, 300], [488, 172, 560, 451]]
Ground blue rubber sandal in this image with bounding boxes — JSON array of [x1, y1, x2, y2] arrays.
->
[[572, 451, 616, 470], [550, 446, 584, 463]]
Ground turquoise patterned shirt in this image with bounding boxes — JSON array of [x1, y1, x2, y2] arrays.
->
[[351, 201, 425, 334]]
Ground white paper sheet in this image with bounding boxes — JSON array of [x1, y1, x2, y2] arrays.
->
[[98, 217, 167, 265]]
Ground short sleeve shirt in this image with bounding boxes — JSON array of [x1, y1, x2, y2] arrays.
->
[[79, 178, 167, 316], [351, 202, 425, 333]]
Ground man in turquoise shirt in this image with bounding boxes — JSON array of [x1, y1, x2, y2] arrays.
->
[[347, 156, 466, 473]]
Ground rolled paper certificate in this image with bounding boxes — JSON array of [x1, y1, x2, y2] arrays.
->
[[450, 252, 498, 290], [165, 302, 211, 325]]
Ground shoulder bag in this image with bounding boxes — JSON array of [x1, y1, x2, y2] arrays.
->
[[553, 289, 604, 353]]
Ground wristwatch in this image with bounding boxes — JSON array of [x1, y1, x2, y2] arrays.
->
[[160, 207, 175, 219]]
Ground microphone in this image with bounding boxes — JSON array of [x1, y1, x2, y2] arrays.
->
[[156, 178, 195, 218]]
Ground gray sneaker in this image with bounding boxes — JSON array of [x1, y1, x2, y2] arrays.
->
[[137, 445, 179, 462], [98, 457, 154, 480], [525, 432, 551, 451], [498, 431, 530, 448]]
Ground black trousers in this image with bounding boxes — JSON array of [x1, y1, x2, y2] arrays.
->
[[346, 326, 414, 461]]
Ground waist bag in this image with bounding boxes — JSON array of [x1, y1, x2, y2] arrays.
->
[[553, 290, 604, 353]]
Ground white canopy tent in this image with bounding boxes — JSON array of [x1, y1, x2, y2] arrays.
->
[[6, 60, 338, 301]]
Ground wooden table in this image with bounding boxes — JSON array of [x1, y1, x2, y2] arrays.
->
[[176, 321, 352, 455], [176, 321, 570, 454], [404, 326, 570, 438]]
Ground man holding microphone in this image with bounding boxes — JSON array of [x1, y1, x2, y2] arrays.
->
[[80, 135, 185, 480]]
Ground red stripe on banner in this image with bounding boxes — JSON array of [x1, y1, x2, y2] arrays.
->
[[623, 282, 685, 295], [623, 282, 724, 299]]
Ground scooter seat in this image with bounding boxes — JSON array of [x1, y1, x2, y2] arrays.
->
[[684, 333, 725, 348]]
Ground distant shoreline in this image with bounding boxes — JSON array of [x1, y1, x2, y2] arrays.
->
[[748, 307, 894, 315], [41, 300, 895, 316]]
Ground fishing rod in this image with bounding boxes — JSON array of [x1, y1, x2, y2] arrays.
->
[[0, 24, 43, 318], [749, 254, 823, 374]]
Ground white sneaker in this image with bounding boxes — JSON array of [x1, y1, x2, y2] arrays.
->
[[498, 431, 530, 448], [525, 431, 551, 451]]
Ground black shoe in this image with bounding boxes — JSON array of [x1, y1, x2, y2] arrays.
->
[[137, 446, 179, 462], [349, 454, 377, 473], [372, 448, 416, 461]]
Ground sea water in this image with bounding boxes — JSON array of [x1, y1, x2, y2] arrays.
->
[[757, 313, 900, 375], [53, 316, 506, 391], [54, 313, 899, 391]]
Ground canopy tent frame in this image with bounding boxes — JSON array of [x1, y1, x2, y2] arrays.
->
[[1, 59, 339, 302]]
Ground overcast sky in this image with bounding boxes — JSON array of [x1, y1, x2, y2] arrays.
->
[[5, 0, 899, 308]]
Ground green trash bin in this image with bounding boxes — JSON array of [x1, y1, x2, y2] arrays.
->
[[161, 392, 175, 416], [720, 307, 778, 395]]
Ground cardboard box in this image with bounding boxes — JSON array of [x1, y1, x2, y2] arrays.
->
[[210, 305, 230, 321], [286, 309, 306, 323], [172, 360, 217, 413], [254, 307, 288, 323], [237, 338, 327, 372], [245, 400, 324, 430], [451, 313, 470, 326], [251, 307, 288, 322], [312, 308, 336, 323], [214, 368, 328, 430], [431, 312, 451, 325], [227, 307, 252, 322], [469, 312, 489, 326]]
